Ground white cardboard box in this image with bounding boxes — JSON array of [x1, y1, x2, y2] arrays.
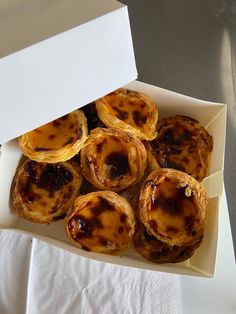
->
[[0, 80, 226, 278], [0, 1, 226, 277], [0, 0, 137, 144]]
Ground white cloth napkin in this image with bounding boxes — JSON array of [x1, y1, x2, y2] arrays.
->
[[0, 230, 182, 314]]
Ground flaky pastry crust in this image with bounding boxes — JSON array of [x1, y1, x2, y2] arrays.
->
[[65, 191, 135, 255], [139, 168, 208, 247], [12, 159, 82, 223], [147, 115, 213, 181], [95, 89, 158, 140], [80, 128, 147, 192], [19, 110, 88, 163], [133, 217, 202, 263]]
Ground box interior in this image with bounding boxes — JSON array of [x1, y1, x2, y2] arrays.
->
[[0, 81, 227, 277]]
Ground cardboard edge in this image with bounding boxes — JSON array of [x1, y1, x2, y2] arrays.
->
[[125, 81, 228, 107], [2, 227, 210, 277]]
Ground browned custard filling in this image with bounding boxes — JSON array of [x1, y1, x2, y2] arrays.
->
[[95, 89, 158, 140], [19, 110, 88, 163], [145, 178, 198, 241], [87, 136, 131, 184], [150, 116, 213, 181], [27, 114, 82, 152], [133, 218, 201, 264], [104, 91, 149, 131], [13, 160, 80, 222], [81, 128, 147, 191], [67, 195, 131, 254]]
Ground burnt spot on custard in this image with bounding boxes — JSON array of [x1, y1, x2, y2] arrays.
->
[[120, 213, 127, 223], [111, 105, 128, 120], [18, 162, 39, 203], [151, 186, 193, 216], [18, 184, 41, 204], [53, 120, 61, 127], [132, 110, 147, 127], [36, 164, 73, 193], [90, 196, 115, 216], [18, 161, 74, 201], [68, 215, 103, 240], [48, 134, 56, 140], [105, 152, 130, 179], [160, 128, 192, 146]]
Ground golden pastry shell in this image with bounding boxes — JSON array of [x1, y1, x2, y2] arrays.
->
[[80, 127, 147, 192], [133, 217, 202, 264], [147, 115, 213, 181], [65, 190, 135, 255], [12, 159, 82, 224], [95, 88, 158, 140], [19, 110, 88, 163], [139, 168, 208, 247]]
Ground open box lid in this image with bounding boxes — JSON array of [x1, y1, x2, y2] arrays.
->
[[0, 0, 137, 144]]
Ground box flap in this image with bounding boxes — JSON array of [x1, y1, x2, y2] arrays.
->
[[0, 0, 137, 144]]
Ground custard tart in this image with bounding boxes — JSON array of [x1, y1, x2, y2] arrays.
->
[[95, 89, 158, 140], [139, 168, 208, 247], [80, 128, 147, 192], [19, 110, 88, 163], [147, 115, 213, 181], [133, 217, 202, 263], [12, 159, 82, 223], [65, 191, 135, 255]]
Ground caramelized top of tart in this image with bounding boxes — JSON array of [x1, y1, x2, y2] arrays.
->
[[133, 216, 202, 264], [65, 191, 135, 255], [19, 110, 88, 163], [139, 168, 208, 247], [12, 159, 82, 223], [80, 128, 147, 192], [95, 89, 158, 140], [148, 115, 213, 181]]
